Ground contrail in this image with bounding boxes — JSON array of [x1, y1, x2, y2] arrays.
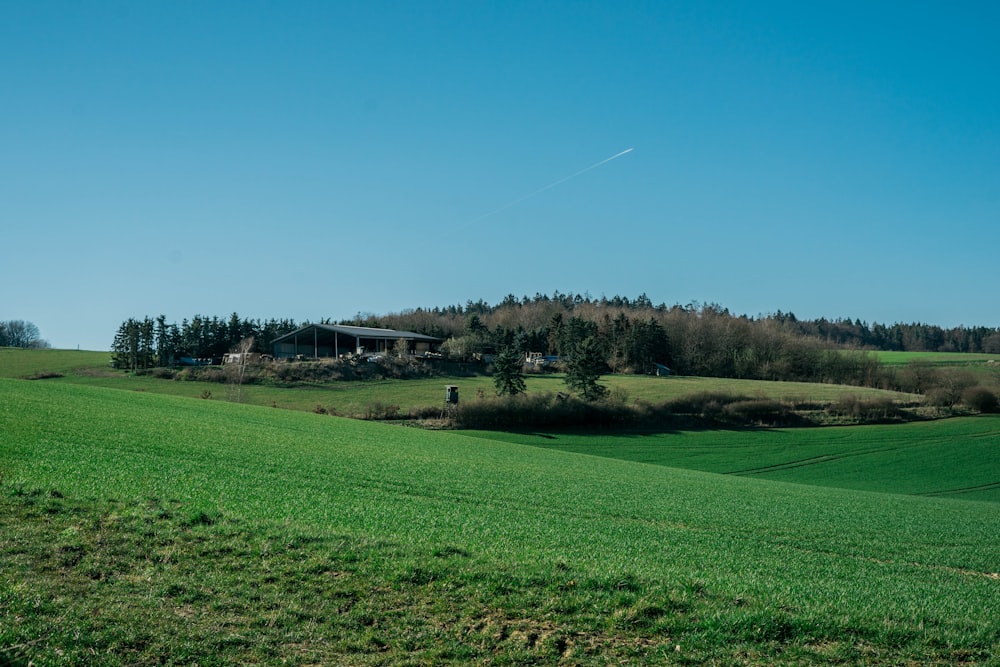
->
[[470, 147, 634, 223]]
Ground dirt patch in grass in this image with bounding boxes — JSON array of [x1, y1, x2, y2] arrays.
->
[[73, 367, 120, 378], [24, 371, 64, 380]]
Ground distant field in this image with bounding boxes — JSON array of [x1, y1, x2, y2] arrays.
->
[[2, 378, 999, 665], [0, 347, 111, 378], [468, 416, 1000, 503], [1, 348, 921, 417], [873, 350, 1000, 365], [41, 372, 923, 416], [871, 350, 1000, 388]]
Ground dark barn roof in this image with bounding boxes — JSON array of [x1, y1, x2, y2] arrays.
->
[[272, 324, 440, 344]]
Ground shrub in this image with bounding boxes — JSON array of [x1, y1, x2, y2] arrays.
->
[[451, 393, 634, 430], [925, 388, 958, 408], [962, 386, 999, 413], [896, 362, 941, 394], [662, 392, 747, 421], [362, 402, 401, 420], [409, 405, 445, 420], [723, 399, 792, 426], [197, 367, 227, 383], [267, 357, 440, 384], [607, 385, 630, 405], [829, 395, 900, 422], [639, 393, 800, 427]]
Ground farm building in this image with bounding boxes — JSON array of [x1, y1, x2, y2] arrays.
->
[[271, 324, 442, 359]]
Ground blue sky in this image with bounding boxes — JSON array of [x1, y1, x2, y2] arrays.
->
[[2, 1, 997, 351]]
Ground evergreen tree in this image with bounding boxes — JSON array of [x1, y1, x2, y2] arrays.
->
[[492, 347, 526, 397], [547, 313, 564, 355], [154, 315, 170, 366], [111, 321, 132, 369], [111, 318, 149, 370], [138, 317, 155, 369], [564, 335, 607, 401], [184, 316, 204, 357]]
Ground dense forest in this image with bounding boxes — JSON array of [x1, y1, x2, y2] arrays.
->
[[112, 293, 1000, 388], [353, 293, 1000, 355], [111, 314, 298, 371]]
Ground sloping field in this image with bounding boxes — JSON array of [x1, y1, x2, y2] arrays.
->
[[2, 378, 999, 665], [874, 351, 999, 366], [0, 348, 920, 416], [471, 418, 1000, 503], [0, 348, 111, 378]]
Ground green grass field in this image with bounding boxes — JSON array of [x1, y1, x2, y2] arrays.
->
[[0, 347, 111, 378], [872, 350, 1000, 389], [467, 416, 1000, 502], [873, 350, 1000, 366], [1, 348, 922, 417], [38, 372, 923, 418], [2, 377, 1000, 665]]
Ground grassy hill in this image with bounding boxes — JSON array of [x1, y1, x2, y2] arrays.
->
[[0, 347, 111, 378], [2, 378, 999, 665], [873, 350, 999, 366], [1, 347, 922, 418], [467, 417, 1000, 502]]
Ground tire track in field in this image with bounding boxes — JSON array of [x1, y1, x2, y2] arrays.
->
[[725, 444, 909, 476], [917, 481, 1000, 498]]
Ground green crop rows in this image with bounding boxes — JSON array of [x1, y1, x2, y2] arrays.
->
[[470, 416, 1000, 502], [2, 377, 1000, 665]]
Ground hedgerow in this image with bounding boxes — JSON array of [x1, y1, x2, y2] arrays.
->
[[450, 391, 810, 430]]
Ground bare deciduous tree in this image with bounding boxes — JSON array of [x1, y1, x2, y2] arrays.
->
[[0, 320, 48, 348], [227, 336, 256, 403]]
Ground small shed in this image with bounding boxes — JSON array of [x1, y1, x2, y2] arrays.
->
[[653, 363, 672, 377]]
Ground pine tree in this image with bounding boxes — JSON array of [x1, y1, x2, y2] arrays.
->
[[492, 347, 526, 397], [111, 321, 131, 369], [138, 317, 155, 369], [564, 335, 607, 401], [154, 315, 170, 366]]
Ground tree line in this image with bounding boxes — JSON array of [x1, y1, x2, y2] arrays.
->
[[0, 320, 49, 349], [111, 314, 297, 370], [112, 294, 999, 388], [415, 303, 882, 386], [768, 311, 1000, 354], [341, 293, 999, 387], [349, 293, 1000, 355]]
